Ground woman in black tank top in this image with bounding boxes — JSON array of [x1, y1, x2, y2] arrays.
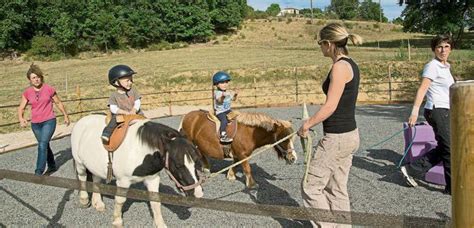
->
[[297, 23, 362, 227]]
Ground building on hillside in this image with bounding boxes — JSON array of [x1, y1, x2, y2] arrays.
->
[[277, 8, 300, 17]]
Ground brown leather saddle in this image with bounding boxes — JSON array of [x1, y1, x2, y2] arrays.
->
[[103, 113, 146, 152], [206, 110, 239, 158]]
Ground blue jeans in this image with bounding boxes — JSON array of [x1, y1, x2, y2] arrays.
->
[[217, 110, 231, 134], [31, 118, 57, 175]]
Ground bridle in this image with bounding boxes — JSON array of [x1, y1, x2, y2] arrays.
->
[[163, 152, 204, 192], [275, 139, 295, 160]]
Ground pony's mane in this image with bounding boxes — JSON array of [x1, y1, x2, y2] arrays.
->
[[137, 121, 181, 152], [236, 112, 292, 131]]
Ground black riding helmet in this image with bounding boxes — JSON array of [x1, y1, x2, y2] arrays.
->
[[108, 65, 136, 88]]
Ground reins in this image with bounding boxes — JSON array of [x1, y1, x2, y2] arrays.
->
[[204, 131, 297, 182], [164, 152, 204, 191]]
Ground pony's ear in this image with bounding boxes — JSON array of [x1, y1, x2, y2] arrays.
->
[[273, 122, 283, 129]]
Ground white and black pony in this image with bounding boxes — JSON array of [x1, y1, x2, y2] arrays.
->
[[71, 114, 203, 227]]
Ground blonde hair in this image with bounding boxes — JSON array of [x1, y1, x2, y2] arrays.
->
[[318, 23, 363, 56], [26, 63, 44, 82]]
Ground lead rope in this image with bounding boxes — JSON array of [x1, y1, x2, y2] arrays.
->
[[204, 131, 297, 183]]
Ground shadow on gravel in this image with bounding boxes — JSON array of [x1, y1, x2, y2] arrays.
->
[[354, 149, 444, 192], [353, 149, 407, 186], [0, 222, 5, 228], [117, 183, 192, 221], [206, 160, 311, 227], [54, 148, 73, 170], [49, 189, 74, 226], [246, 165, 312, 228], [356, 105, 412, 123], [0, 186, 57, 225]]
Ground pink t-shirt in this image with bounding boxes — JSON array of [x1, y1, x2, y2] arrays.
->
[[22, 84, 56, 123]]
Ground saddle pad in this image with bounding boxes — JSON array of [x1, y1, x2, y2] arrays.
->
[[103, 114, 146, 152], [205, 111, 237, 141]]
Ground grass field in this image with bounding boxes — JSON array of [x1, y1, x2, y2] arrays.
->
[[1, 18, 473, 133]]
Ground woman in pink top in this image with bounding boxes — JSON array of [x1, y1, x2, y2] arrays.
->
[[18, 64, 70, 176]]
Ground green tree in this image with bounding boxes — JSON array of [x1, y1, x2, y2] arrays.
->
[[392, 17, 403, 25], [0, 1, 31, 52], [82, 7, 122, 52], [266, 3, 281, 16], [400, 0, 471, 46], [299, 8, 324, 18], [160, 2, 214, 42], [210, 1, 243, 31], [359, 0, 388, 22], [52, 13, 78, 54], [119, 3, 165, 48], [327, 0, 358, 20]]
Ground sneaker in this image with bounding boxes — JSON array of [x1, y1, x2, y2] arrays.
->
[[44, 167, 58, 176], [410, 157, 433, 172], [220, 133, 233, 143], [400, 165, 418, 187], [443, 189, 451, 195], [101, 135, 110, 144]]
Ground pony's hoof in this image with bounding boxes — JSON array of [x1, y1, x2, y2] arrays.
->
[[226, 174, 236, 181], [247, 183, 259, 189], [93, 202, 106, 212], [112, 218, 123, 228], [155, 223, 168, 228], [203, 168, 211, 175], [79, 198, 91, 208]]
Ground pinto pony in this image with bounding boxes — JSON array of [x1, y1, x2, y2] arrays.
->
[[71, 114, 203, 228], [180, 110, 297, 189]]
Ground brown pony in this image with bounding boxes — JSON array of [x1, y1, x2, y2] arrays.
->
[[180, 110, 297, 189]]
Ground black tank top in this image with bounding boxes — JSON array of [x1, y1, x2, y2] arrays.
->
[[322, 57, 360, 133]]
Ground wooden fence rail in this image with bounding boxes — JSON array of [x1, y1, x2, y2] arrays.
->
[[0, 71, 420, 129]]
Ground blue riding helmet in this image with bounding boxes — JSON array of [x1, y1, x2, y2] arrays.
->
[[212, 71, 231, 85]]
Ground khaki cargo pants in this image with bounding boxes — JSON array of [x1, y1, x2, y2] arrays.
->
[[302, 128, 360, 228]]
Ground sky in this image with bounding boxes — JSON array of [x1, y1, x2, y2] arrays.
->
[[247, 0, 405, 20]]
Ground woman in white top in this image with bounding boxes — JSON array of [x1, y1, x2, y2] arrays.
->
[[407, 34, 455, 194]]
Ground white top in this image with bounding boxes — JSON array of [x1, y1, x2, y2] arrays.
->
[[214, 90, 233, 114], [422, 59, 454, 109]]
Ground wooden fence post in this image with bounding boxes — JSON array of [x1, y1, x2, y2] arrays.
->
[[65, 73, 68, 98], [253, 77, 257, 107], [388, 64, 392, 103], [76, 85, 83, 117], [167, 82, 172, 116], [450, 81, 474, 227], [407, 38, 411, 61], [295, 67, 299, 105]]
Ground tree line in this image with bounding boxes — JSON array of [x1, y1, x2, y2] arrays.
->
[[246, 1, 388, 22], [1, 0, 247, 58]]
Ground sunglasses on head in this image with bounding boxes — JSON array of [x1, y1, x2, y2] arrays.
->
[[317, 40, 329, 45]]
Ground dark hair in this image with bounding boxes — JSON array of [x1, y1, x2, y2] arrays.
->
[[26, 63, 44, 81], [431, 34, 453, 51]]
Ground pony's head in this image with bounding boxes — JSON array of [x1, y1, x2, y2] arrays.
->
[[273, 120, 297, 164], [165, 137, 204, 197], [137, 122, 204, 198]]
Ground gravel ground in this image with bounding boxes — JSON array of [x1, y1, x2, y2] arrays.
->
[[0, 105, 451, 227]]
